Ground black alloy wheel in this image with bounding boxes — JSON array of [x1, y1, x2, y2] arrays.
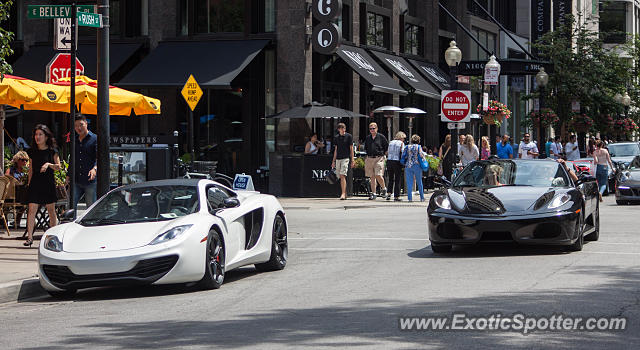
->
[[198, 229, 225, 289], [255, 214, 288, 272], [568, 212, 584, 252], [585, 202, 599, 241]]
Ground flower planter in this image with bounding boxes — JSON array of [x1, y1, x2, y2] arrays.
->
[[483, 113, 504, 126]]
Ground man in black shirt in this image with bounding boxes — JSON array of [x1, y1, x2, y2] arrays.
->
[[331, 123, 354, 200], [364, 122, 388, 200]]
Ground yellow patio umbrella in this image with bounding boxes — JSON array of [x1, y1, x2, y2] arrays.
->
[[0, 75, 40, 108], [52, 75, 161, 116]]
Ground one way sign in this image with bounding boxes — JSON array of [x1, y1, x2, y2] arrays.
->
[[54, 18, 76, 51]]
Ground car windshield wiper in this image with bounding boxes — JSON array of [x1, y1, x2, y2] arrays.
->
[[81, 218, 127, 226]]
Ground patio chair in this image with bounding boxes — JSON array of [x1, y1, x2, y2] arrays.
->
[[3, 176, 28, 232], [0, 176, 11, 236]]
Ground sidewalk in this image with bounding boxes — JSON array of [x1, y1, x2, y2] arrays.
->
[[0, 195, 432, 304]]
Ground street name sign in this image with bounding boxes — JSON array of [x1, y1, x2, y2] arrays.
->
[[46, 53, 84, 83], [441, 90, 471, 123], [77, 12, 103, 28], [181, 75, 203, 111], [27, 5, 95, 19], [54, 18, 76, 51]]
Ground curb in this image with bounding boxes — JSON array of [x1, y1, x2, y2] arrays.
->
[[0, 278, 47, 304]]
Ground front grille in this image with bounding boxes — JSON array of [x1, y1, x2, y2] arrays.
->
[[533, 223, 562, 238], [480, 231, 513, 241], [619, 188, 633, 196], [43, 255, 179, 287]]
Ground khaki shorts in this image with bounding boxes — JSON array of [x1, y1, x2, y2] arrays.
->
[[365, 156, 385, 178], [335, 158, 350, 176]]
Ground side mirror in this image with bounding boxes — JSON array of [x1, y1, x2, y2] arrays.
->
[[60, 209, 76, 223], [576, 174, 596, 185], [222, 197, 240, 208]]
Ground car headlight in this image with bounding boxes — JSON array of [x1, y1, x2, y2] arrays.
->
[[619, 172, 631, 182], [548, 193, 571, 209], [434, 194, 451, 210], [43, 235, 63, 252], [149, 225, 193, 245]]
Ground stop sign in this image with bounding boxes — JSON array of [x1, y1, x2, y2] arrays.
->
[[440, 90, 471, 122], [46, 53, 84, 83]]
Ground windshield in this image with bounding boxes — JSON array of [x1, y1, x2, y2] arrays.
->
[[80, 185, 200, 226], [629, 156, 640, 170], [453, 161, 570, 188], [608, 143, 640, 157]]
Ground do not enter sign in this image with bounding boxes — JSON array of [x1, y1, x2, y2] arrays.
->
[[441, 90, 471, 122]]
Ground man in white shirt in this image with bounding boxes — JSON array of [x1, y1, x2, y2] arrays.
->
[[564, 135, 580, 160], [457, 134, 466, 157], [518, 133, 539, 159]]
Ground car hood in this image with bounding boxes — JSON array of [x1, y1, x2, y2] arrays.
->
[[60, 221, 176, 253], [449, 186, 565, 215], [612, 156, 636, 164]]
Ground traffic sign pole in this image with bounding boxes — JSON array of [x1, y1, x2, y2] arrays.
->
[[97, 0, 111, 198], [69, 2, 76, 216]]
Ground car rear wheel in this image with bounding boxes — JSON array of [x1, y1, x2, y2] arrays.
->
[[616, 200, 628, 205], [431, 242, 452, 253], [568, 214, 584, 252], [47, 289, 77, 299], [585, 202, 599, 241], [255, 214, 288, 272], [197, 229, 225, 290]]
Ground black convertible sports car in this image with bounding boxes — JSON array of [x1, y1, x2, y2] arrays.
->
[[428, 159, 599, 253]]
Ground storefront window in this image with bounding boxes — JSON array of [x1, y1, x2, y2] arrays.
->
[[366, 12, 389, 48], [404, 23, 423, 56], [599, 2, 626, 44], [195, 0, 244, 33], [470, 27, 496, 60]]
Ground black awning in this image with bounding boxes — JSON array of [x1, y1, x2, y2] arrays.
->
[[370, 51, 440, 99], [118, 40, 269, 87], [11, 43, 142, 82], [407, 60, 452, 91], [336, 44, 407, 96]]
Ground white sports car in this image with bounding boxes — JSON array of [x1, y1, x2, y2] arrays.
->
[[38, 179, 288, 298]]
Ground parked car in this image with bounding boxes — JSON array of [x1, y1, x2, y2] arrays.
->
[[615, 155, 640, 205], [427, 159, 600, 253]]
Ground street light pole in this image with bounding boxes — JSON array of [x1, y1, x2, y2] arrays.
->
[[535, 67, 548, 154], [97, 0, 110, 197], [445, 41, 462, 179]]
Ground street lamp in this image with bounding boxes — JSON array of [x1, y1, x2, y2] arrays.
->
[[535, 67, 549, 150], [622, 92, 631, 116], [445, 41, 462, 177]]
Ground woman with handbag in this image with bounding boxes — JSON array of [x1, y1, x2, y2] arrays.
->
[[24, 124, 61, 247], [402, 134, 426, 202], [438, 134, 453, 180]]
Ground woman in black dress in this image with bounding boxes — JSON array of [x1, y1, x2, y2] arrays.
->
[[25, 125, 61, 247]]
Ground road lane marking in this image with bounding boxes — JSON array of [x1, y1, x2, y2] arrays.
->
[[588, 242, 640, 245], [581, 251, 640, 255], [290, 247, 413, 251]]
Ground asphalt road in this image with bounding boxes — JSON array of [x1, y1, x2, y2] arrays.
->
[[1, 196, 639, 349]]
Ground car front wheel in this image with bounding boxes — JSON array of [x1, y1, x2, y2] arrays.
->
[[255, 214, 288, 272], [585, 202, 599, 241], [197, 229, 225, 290], [568, 214, 584, 252]]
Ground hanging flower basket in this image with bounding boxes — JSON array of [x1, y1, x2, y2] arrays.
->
[[528, 108, 559, 128], [476, 100, 511, 127], [570, 113, 594, 133]]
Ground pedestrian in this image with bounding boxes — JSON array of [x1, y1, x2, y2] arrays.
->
[[460, 134, 479, 166], [550, 135, 563, 159], [304, 133, 324, 155], [386, 131, 406, 201], [439, 134, 453, 180], [67, 115, 98, 207], [545, 138, 553, 158], [324, 135, 333, 154], [331, 123, 354, 200], [402, 134, 426, 202], [496, 134, 514, 159], [565, 134, 580, 161], [593, 140, 614, 202], [518, 133, 539, 159], [24, 124, 61, 247], [364, 122, 388, 200], [587, 137, 595, 157], [480, 136, 491, 160], [457, 134, 466, 157]]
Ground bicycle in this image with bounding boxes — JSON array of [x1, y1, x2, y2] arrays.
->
[[176, 159, 234, 188]]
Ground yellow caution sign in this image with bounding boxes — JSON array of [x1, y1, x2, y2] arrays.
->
[[181, 75, 203, 111]]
